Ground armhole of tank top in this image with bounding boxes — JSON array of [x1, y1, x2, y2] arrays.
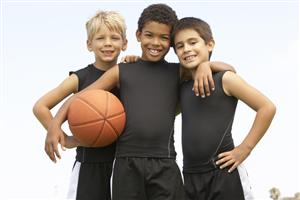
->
[[70, 72, 80, 93], [220, 71, 232, 97]]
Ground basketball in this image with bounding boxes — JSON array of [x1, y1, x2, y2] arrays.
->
[[67, 89, 126, 147]]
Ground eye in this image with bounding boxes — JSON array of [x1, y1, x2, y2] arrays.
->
[[96, 37, 104, 40], [161, 36, 170, 41], [175, 44, 183, 50], [144, 33, 152, 38], [112, 36, 121, 40], [189, 40, 197, 45]]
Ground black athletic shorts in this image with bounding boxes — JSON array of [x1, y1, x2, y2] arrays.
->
[[183, 168, 245, 200], [112, 157, 185, 200], [76, 161, 113, 200]]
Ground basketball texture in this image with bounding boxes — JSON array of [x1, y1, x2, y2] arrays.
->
[[67, 89, 125, 147]]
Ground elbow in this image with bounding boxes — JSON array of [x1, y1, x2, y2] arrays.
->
[[32, 101, 42, 117], [267, 102, 276, 118], [229, 65, 236, 73]]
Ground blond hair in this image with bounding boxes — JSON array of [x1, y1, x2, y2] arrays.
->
[[86, 11, 126, 41]]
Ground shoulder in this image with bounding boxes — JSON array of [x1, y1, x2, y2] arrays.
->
[[222, 71, 244, 84], [69, 64, 92, 77], [222, 71, 248, 96]]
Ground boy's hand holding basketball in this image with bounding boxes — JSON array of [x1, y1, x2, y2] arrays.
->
[[215, 144, 251, 173], [63, 133, 81, 149]]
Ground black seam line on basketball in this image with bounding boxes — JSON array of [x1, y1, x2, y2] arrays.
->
[[106, 111, 125, 118], [91, 117, 106, 147], [90, 92, 108, 147], [105, 113, 125, 137], [77, 96, 105, 118], [103, 118, 120, 138], [71, 120, 105, 127], [100, 93, 118, 138]]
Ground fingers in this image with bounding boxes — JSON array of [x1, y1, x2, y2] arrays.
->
[[192, 79, 200, 97], [45, 142, 57, 163], [44, 137, 61, 163], [203, 76, 210, 97], [216, 152, 240, 173], [53, 143, 61, 161], [215, 153, 230, 166], [228, 162, 239, 173], [120, 57, 126, 63], [219, 159, 235, 170], [208, 73, 215, 91], [60, 134, 66, 151], [193, 75, 214, 98], [120, 55, 139, 63]]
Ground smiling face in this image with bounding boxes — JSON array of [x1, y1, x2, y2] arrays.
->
[[136, 21, 171, 62], [174, 28, 214, 71], [87, 25, 127, 68]]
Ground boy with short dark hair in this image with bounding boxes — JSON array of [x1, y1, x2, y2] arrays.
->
[[172, 17, 276, 200], [46, 4, 233, 200], [33, 10, 127, 200]]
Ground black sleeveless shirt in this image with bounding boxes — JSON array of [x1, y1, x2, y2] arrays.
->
[[70, 64, 118, 163], [117, 59, 180, 158], [180, 71, 238, 173]]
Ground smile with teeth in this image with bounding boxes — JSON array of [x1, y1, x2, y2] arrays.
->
[[102, 50, 114, 55], [149, 49, 161, 56], [184, 55, 196, 62]]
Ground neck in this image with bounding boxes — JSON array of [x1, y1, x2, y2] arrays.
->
[[93, 58, 117, 71]]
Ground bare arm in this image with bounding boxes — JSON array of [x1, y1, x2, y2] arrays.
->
[[51, 65, 119, 124], [46, 65, 120, 161], [33, 74, 81, 162], [33, 74, 78, 130], [192, 61, 235, 98], [216, 71, 276, 172], [210, 61, 236, 73]]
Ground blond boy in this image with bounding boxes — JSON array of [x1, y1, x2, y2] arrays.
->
[[33, 11, 127, 199]]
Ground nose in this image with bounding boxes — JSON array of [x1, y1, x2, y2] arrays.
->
[[104, 38, 112, 46], [183, 44, 191, 52], [152, 37, 160, 46]]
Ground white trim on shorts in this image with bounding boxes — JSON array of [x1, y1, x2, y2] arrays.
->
[[238, 163, 255, 200], [66, 161, 81, 199]]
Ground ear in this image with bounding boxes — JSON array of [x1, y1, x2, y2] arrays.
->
[[207, 40, 215, 52], [136, 30, 141, 42], [87, 39, 93, 52], [122, 39, 128, 51]]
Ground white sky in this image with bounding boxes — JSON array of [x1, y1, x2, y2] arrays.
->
[[1, 0, 299, 199]]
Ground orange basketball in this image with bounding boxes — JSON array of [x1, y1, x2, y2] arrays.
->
[[67, 89, 125, 147]]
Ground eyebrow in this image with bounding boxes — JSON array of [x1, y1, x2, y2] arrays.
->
[[144, 30, 170, 36]]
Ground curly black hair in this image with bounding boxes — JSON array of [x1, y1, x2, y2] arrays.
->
[[137, 4, 178, 32]]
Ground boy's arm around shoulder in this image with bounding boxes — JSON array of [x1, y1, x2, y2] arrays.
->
[[210, 61, 236, 73], [192, 61, 236, 98], [216, 71, 276, 172]]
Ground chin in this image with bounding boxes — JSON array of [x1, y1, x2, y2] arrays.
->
[[102, 58, 116, 62], [148, 56, 163, 62]]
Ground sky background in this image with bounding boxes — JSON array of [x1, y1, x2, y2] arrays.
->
[[1, 0, 299, 199]]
